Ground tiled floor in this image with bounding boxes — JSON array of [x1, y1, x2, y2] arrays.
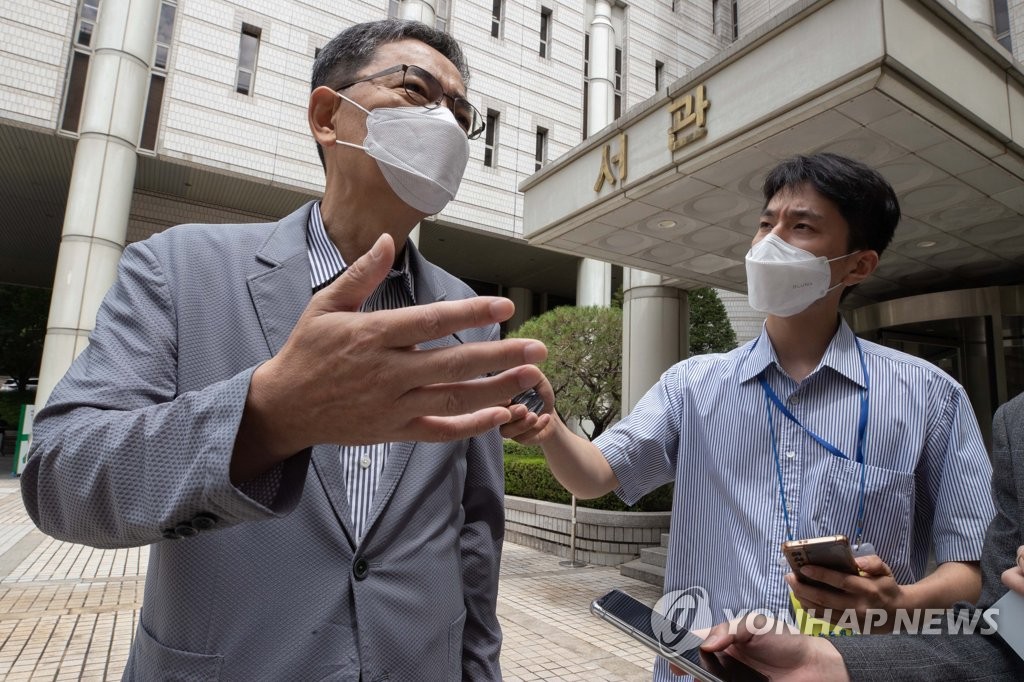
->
[[0, 477, 661, 680]]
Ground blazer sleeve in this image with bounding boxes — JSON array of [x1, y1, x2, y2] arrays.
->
[[458, 323, 505, 680], [833, 397, 1024, 680], [20, 241, 309, 549]]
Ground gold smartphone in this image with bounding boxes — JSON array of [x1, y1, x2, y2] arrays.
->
[[781, 535, 860, 590]]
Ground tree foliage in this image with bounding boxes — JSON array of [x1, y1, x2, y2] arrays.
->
[[510, 305, 622, 441], [688, 287, 738, 355], [0, 284, 49, 388]]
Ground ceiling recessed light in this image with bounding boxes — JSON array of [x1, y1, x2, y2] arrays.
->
[[916, 240, 937, 248], [656, 219, 677, 229]]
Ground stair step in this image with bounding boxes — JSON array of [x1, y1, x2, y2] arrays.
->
[[619, 558, 665, 588], [660, 532, 670, 549], [640, 545, 668, 568]]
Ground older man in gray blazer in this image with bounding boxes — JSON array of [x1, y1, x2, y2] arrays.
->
[[21, 19, 547, 682], [698, 389, 1024, 680]]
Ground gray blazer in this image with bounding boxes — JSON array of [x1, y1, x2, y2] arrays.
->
[[834, 391, 1024, 679], [21, 202, 505, 681]]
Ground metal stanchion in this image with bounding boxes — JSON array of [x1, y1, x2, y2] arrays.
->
[[559, 495, 586, 568]]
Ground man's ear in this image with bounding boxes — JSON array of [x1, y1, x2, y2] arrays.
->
[[843, 250, 879, 286], [309, 86, 339, 148]]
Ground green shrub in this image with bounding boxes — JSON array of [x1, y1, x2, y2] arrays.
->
[[503, 440, 672, 512]]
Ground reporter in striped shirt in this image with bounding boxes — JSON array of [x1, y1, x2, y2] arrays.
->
[[502, 153, 994, 682]]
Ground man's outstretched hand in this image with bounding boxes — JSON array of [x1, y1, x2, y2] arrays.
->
[[233, 233, 547, 481]]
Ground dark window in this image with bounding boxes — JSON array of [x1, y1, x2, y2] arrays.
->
[[535, 126, 548, 171], [236, 24, 261, 95], [484, 109, 499, 167], [61, 50, 90, 132], [139, 74, 166, 150], [655, 60, 664, 91], [540, 7, 552, 58], [139, 1, 176, 150], [732, 0, 739, 41], [994, 0, 1012, 51], [491, 0, 502, 38], [712, 0, 720, 35], [76, 0, 100, 47], [613, 47, 622, 119], [583, 33, 589, 139]]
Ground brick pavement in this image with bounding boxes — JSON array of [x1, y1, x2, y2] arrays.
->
[[0, 477, 662, 681]]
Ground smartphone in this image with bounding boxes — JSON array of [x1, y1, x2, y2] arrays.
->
[[781, 535, 860, 590], [510, 387, 545, 414], [590, 589, 769, 682]]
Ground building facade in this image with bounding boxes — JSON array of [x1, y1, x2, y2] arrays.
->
[[0, 0, 1022, 436]]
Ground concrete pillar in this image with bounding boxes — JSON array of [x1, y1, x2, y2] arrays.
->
[[398, 0, 437, 25], [953, 0, 995, 35], [577, 258, 611, 307], [36, 0, 158, 410], [506, 287, 534, 333], [576, 0, 616, 308], [622, 269, 688, 415]]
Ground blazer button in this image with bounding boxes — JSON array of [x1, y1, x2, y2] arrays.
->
[[175, 524, 199, 538], [191, 514, 218, 531], [161, 528, 181, 540], [353, 558, 369, 580]]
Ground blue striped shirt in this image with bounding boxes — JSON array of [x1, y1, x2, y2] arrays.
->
[[595, 320, 994, 681], [306, 202, 415, 541]]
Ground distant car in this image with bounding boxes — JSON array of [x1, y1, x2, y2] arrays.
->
[[0, 378, 16, 392]]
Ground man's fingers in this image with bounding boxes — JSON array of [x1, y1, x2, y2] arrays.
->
[[403, 409, 513, 443], [365, 297, 519, 349], [397, 365, 544, 417], [1003, 565, 1024, 595], [398, 340, 547, 388], [312, 233, 394, 313], [853, 554, 891, 576]]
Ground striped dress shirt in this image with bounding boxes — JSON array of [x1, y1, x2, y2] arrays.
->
[[306, 202, 415, 541], [594, 320, 995, 682]]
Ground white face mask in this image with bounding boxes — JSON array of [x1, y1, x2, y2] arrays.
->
[[335, 92, 470, 215], [745, 233, 857, 317]]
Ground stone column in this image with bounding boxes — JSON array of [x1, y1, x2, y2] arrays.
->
[[398, 0, 437, 25], [622, 269, 688, 415], [505, 287, 534, 333], [36, 0, 159, 410], [952, 0, 995, 36], [577, 0, 616, 307]]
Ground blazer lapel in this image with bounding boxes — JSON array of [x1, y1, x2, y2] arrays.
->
[[311, 444, 359, 548], [247, 201, 317, 357]]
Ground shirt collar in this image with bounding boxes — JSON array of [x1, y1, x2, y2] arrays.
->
[[306, 201, 416, 301], [738, 317, 866, 388]]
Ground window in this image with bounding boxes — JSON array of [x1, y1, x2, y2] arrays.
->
[[732, 0, 739, 41], [139, 0, 176, 150], [236, 24, 261, 95], [491, 0, 503, 38], [655, 60, 664, 91], [534, 126, 548, 171], [994, 0, 1012, 51], [539, 7, 552, 58], [613, 46, 622, 119], [61, 0, 101, 132], [583, 33, 589, 139], [484, 109, 499, 167], [712, 0, 720, 36]]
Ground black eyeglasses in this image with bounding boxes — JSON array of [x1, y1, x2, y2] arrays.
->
[[337, 64, 485, 140]]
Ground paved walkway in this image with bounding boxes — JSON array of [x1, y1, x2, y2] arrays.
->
[[0, 477, 662, 681]]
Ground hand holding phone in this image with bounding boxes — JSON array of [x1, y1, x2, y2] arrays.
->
[[781, 535, 860, 590], [590, 589, 769, 682]]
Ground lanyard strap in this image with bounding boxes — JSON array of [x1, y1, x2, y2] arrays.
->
[[760, 336, 871, 545]]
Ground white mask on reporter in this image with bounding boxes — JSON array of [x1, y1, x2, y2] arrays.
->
[[335, 92, 470, 215], [745, 233, 858, 317]]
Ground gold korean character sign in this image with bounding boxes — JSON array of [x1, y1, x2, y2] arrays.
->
[[668, 84, 709, 151], [594, 133, 627, 192]]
